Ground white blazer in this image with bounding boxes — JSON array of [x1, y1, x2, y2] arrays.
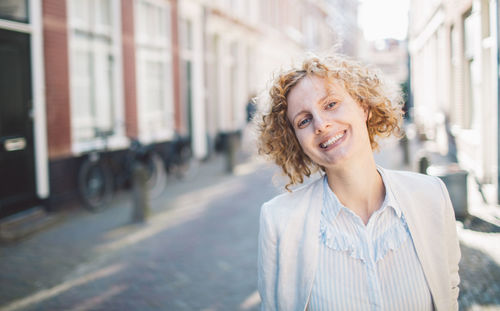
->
[[257, 167, 461, 311]]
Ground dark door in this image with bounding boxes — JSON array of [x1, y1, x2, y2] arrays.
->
[[0, 28, 36, 218]]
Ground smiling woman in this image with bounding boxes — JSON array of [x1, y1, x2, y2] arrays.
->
[[255, 54, 461, 311], [258, 55, 403, 190]]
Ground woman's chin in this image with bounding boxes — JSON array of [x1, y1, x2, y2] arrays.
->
[[317, 153, 349, 170]]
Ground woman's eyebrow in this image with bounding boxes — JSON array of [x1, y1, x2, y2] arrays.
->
[[291, 109, 308, 123], [317, 92, 337, 105], [291, 92, 338, 122]]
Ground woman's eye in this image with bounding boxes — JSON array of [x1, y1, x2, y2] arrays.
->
[[326, 102, 337, 109], [298, 118, 310, 128]]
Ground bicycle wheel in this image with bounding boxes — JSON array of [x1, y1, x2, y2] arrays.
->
[[78, 159, 114, 211], [144, 152, 167, 199]]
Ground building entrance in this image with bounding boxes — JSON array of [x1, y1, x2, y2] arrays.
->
[[0, 28, 37, 218]]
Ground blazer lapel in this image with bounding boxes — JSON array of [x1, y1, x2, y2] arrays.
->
[[278, 178, 323, 311], [300, 179, 323, 310]]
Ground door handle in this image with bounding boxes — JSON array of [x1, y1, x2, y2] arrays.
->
[[4, 137, 26, 151]]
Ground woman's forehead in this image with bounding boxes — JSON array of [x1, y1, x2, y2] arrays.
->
[[289, 75, 346, 99]]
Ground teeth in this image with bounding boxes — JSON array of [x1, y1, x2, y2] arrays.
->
[[320, 132, 345, 148]]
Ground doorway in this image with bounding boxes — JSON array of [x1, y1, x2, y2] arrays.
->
[[0, 28, 37, 217]]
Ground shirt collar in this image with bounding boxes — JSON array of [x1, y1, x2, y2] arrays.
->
[[377, 166, 402, 218], [322, 167, 402, 220], [322, 176, 343, 219]]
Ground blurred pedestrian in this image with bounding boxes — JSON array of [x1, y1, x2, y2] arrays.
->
[[247, 94, 257, 122], [256, 54, 460, 310]]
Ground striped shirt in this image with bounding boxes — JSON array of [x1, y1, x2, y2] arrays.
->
[[308, 172, 433, 311]]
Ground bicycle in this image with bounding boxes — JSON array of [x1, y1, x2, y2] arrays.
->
[[164, 133, 199, 181], [77, 129, 167, 212]]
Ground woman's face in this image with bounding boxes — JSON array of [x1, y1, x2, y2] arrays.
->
[[286, 75, 372, 170]]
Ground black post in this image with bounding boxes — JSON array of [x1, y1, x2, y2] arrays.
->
[[400, 133, 410, 166], [225, 132, 238, 174], [132, 163, 150, 222], [418, 154, 430, 174]]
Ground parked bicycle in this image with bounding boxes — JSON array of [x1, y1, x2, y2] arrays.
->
[[164, 133, 199, 181], [77, 129, 167, 212]]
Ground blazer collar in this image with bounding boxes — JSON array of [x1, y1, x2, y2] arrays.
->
[[279, 177, 324, 311], [377, 166, 402, 217]]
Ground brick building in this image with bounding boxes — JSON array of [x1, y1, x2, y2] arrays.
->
[[408, 0, 500, 203], [0, 0, 357, 217]]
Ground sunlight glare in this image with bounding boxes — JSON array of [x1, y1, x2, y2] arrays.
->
[[358, 0, 410, 41]]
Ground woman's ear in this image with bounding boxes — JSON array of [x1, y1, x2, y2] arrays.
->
[[365, 107, 371, 122], [357, 97, 370, 122]]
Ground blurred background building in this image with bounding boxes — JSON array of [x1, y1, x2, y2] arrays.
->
[[358, 39, 409, 86], [408, 0, 500, 204], [0, 0, 360, 218]]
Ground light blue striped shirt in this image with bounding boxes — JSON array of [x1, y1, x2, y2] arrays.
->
[[308, 172, 433, 311]]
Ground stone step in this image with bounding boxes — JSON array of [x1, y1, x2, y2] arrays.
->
[[0, 206, 62, 242]]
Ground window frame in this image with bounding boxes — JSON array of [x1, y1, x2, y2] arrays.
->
[[67, 0, 126, 153], [134, 0, 175, 143]]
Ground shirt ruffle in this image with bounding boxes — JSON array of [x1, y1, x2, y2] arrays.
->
[[319, 214, 410, 264], [372, 217, 410, 262], [319, 218, 366, 262]]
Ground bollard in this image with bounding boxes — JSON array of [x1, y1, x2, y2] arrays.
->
[[225, 133, 236, 174], [418, 155, 430, 174], [132, 162, 151, 223], [399, 133, 409, 165]]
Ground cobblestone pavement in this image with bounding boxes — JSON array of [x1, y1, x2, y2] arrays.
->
[[456, 199, 500, 311], [0, 155, 281, 311], [0, 131, 499, 310]]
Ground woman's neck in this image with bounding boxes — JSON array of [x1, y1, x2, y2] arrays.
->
[[325, 158, 385, 225]]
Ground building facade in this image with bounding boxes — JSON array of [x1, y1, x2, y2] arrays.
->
[[408, 0, 499, 203], [359, 38, 409, 87], [0, 0, 358, 217]]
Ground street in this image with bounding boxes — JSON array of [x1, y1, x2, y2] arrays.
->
[[0, 155, 280, 311], [0, 138, 499, 310]]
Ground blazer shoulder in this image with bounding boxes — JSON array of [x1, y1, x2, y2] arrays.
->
[[383, 168, 450, 217], [260, 177, 322, 227], [384, 168, 442, 190]]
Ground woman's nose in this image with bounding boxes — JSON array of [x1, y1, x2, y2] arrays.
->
[[314, 116, 330, 134]]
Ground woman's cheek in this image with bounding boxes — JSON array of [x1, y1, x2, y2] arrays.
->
[[295, 133, 307, 149]]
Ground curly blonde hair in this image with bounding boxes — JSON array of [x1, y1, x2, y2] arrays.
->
[[257, 54, 404, 190]]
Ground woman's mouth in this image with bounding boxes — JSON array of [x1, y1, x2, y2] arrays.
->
[[319, 131, 346, 149]]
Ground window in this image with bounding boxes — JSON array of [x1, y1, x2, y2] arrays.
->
[[135, 0, 174, 141], [450, 25, 459, 125], [463, 10, 480, 129], [68, 0, 118, 142], [0, 0, 28, 23]]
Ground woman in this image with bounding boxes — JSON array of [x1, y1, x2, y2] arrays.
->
[[256, 55, 460, 311]]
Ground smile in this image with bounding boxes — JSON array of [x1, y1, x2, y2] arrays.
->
[[319, 131, 346, 149]]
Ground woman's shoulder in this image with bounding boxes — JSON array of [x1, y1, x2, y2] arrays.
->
[[381, 167, 451, 215], [263, 177, 322, 206], [382, 168, 442, 189], [260, 177, 323, 225]]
